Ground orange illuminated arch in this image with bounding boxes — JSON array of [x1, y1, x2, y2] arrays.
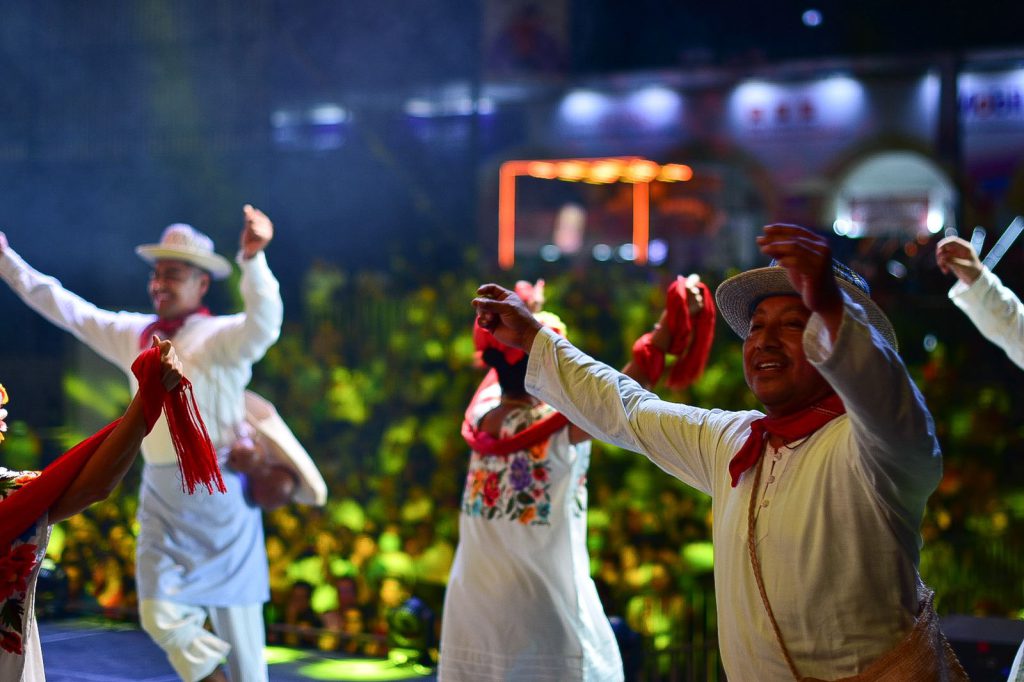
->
[[497, 157, 693, 269]]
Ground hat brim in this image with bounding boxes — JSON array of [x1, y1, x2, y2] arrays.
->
[[135, 245, 232, 280], [715, 266, 898, 350], [244, 391, 328, 506]]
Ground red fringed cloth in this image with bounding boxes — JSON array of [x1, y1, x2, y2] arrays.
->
[[728, 393, 846, 487], [139, 307, 210, 349], [0, 346, 224, 554], [460, 369, 569, 456], [631, 276, 716, 390]]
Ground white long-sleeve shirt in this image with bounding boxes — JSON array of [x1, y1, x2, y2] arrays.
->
[[0, 246, 283, 606], [949, 267, 1024, 370], [0, 247, 283, 463], [525, 295, 942, 681]]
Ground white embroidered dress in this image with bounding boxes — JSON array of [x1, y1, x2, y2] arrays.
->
[[439, 381, 623, 682], [0, 468, 51, 682]]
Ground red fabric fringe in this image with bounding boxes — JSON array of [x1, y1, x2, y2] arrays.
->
[[131, 350, 225, 495], [0, 345, 224, 556]]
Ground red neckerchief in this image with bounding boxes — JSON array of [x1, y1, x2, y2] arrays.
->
[[0, 346, 225, 555], [728, 393, 846, 487], [139, 307, 211, 349], [460, 370, 569, 456], [631, 277, 716, 389]]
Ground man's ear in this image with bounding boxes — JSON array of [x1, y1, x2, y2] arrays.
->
[[198, 272, 211, 297]]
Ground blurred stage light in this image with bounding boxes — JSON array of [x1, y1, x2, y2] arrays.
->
[[556, 161, 588, 181], [559, 90, 610, 126], [658, 164, 693, 182], [593, 243, 613, 261], [626, 85, 682, 128], [527, 161, 558, 179], [648, 239, 668, 265], [498, 156, 693, 268], [923, 334, 938, 352], [309, 105, 349, 125], [623, 159, 660, 183], [833, 218, 852, 236], [802, 9, 823, 27], [540, 244, 562, 262], [927, 208, 945, 234], [588, 159, 624, 184], [886, 260, 908, 279]]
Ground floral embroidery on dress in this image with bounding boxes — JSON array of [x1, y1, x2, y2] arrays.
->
[[462, 404, 554, 525], [0, 468, 43, 655]]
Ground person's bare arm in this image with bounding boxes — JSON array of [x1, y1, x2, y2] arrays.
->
[[48, 338, 182, 523]]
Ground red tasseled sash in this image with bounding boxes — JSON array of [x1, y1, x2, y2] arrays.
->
[[0, 345, 224, 555]]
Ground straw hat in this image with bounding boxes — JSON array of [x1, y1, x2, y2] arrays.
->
[[715, 260, 897, 350], [135, 224, 232, 280], [244, 391, 328, 506]]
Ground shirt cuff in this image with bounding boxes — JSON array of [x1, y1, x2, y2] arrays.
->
[[949, 267, 994, 307], [525, 326, 559, 389]]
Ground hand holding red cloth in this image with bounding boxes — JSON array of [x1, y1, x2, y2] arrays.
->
[[631, 276, 716, 389], [0, 345, 224, 554]]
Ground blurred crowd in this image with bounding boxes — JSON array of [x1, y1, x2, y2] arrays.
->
[[24, 236, 1024, 663]]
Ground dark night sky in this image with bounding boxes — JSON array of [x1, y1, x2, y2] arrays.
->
[[570, 0, 1023, 72]]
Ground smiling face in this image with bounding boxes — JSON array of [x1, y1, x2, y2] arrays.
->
[[148, 259, 209, 320], [743, 295, 833, 418]]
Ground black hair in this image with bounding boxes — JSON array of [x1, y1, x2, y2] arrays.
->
[[481, 347, 529, 397]]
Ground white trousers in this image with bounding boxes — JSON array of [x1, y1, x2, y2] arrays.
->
[[139, 599, 267, 682]]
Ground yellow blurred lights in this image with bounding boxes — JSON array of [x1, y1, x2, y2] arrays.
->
[[659, 163, 694, 182], [498, 156, 694, 269], [556, 161, 588, 181], [526, 161, 557, 179], [624, 159, 660, 183], [587, 159, 624, 184]]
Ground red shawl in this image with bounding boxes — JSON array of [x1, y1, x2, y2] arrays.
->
[[460, 369, 569, 456]]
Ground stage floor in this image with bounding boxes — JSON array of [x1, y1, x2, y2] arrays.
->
[[39, 618, 436, 682]]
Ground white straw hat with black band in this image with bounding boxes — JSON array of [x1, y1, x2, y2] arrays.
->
[[136, 223, 232, 280], [715, 260, 898, 350]]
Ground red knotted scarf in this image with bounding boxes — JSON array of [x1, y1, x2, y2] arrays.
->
[[728, 393, 846, 487], [139, 307, 211, 349], [631, 276, 716, 390], [0, 345, 224, 554]]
